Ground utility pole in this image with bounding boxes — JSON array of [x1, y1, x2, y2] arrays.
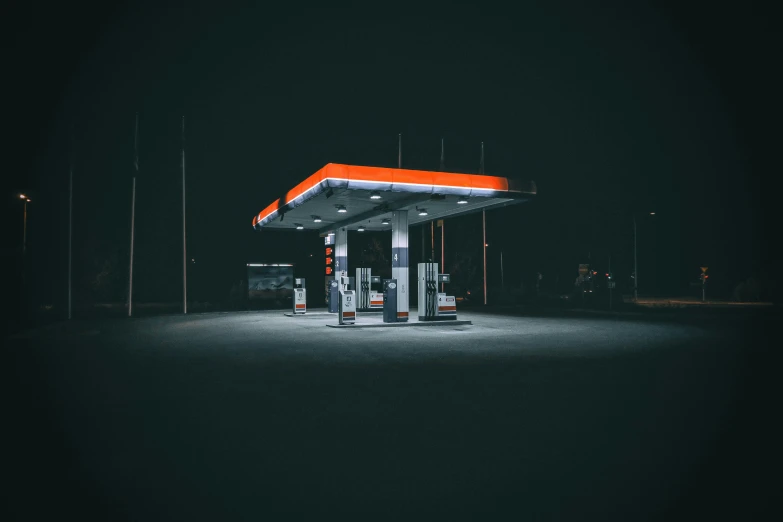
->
[[421, 225, 425, 263], [440, 138, 445, 291], [129, 178, 136, 316], [608, 254, 612, 310], [480, 141, 486, 305], [182, 116, 187, 314], [479, 141, 487, 305], [23, 199, 28, 257], [398, 133, 402, 169], [441, 221, 444, 292], [633, 215, 638, 302], [68, 138, 73, 320], [128, 112, 138, 317], [431, 221, 435, 263]]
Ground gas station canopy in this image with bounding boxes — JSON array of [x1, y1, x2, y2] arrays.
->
[[252, 163, 536, 233]]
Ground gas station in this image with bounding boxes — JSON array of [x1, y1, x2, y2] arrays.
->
[[252, 163, 536, 326]]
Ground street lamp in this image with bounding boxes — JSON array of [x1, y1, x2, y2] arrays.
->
[[19, 194, 31, 256], [633, 211, 655, 302]]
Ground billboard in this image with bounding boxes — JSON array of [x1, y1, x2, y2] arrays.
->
[[247, 264, 294, 300]]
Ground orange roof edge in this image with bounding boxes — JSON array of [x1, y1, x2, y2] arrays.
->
[[253, 163, 533, 228]]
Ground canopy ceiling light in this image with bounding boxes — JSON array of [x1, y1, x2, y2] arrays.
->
[[457, 197, 468, 204], [357, 225, 365, 232], [417, 207, 428, 216], [295, 223, 304, 230], [312, 215, 322, 223], [381, 218, 390, 225], [370, 191, 381, 200], [336, 205, 347, 213]]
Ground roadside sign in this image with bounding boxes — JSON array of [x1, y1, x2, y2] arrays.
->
[[579, 264, 589, 275], [700, 266, 708, 273], [607, 281, 616, 289], [437, 219, 443, 227]]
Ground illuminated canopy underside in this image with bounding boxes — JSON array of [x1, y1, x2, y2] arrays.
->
[[252, 163, 536, 233]]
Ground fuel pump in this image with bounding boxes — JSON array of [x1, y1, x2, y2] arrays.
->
[[356, 268, 372, 311], [418, 263, 457, 320], [292, 278, 306, 314], [338, 273, 355, 325], [436, 274, 456, 318], [328, 270, 347, 313], [369, 276, 383, 310]]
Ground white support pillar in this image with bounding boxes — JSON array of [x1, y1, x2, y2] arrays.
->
[[391, 211, 409, 322], [335, 227, 348, 285]]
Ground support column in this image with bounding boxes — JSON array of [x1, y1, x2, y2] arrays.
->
[[335, 227, 348, 284], [391, 211, 409, 322]]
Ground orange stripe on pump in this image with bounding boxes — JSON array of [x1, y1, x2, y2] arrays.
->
[[343, 312, 355, 317], [295, 304, 306, 309], [397, 311, 408, 317]]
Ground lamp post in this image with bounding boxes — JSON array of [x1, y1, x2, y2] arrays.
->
[[19, 194, 30, 254], [633, 211, 655, 302]]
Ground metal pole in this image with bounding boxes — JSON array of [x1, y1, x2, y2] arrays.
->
[[68, 164, 73, 320], [483, 209, 487, 305], [182, 116, 187, 314], [608, 254, 612, 310], [23, 201, 27, 257], [441, 221, 444, 292], [21, 200, 28, 304], [398, 134, 402, 169], [431, 221, 434, 263], [633, 215, 638, 302], [480, 142, 486, 304], [129, 112, 138, 317], [421, 224, 425, 263], [128, 177, 136, 317]]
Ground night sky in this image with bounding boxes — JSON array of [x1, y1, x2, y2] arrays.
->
[[3, 0, 776, 309]]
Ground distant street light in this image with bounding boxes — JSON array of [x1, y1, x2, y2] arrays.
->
[[633, 211, 656, 301], [19, 194, 31, 256]]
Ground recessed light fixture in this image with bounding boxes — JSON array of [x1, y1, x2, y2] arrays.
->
[[457, 197, 468, 204], [357, 225, 365, 232], [336, 205, 347, 213], [312, 215, 322, 223], [295, 223, 304, 230], [370, 191, 381, 200], [417, 208, 428, 216], [381, 218, 390, 225]]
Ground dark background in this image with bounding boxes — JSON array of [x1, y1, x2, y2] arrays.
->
[[1, 0, 777, 321]]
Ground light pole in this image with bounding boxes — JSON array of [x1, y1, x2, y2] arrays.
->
[[633, 215, 637, 301], [19, 194, 31, 302], [19, 194, 30, 255], [633, 211, 655, 302]]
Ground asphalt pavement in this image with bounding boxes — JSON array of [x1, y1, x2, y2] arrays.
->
[[4, 308, 778, 521]]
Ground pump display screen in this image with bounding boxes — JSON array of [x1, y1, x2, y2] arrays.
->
[[247, 264, 294, 300]]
